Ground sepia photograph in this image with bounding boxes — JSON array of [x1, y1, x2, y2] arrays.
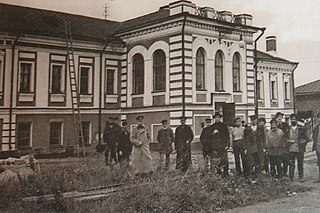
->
[[0, 0, 320, 212]]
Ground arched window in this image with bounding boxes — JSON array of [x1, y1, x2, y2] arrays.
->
[[132, 54, 144, 94], [196, 48, 205, 90], [215, 51, 224, 91], [153, 50, 166, 92], [232, 53, 241, 91]]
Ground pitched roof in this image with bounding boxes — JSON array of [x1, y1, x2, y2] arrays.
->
[[295, 79, 320, 94], [116, 8, 170, 33], [257, 50, 298, 65], [0, 3, 121, 42]]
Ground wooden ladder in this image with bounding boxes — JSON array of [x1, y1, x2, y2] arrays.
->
[[65, 21, 85, 157]]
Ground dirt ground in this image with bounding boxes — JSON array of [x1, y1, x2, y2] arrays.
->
[[225, 151, 320, 213]]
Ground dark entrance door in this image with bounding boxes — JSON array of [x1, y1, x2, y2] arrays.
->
[[222, 102, 235, 126]]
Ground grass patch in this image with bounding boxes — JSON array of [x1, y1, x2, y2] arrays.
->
[[0, 154, 311, 212]]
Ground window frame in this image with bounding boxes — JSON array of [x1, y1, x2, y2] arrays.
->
[[19, 62, 33, 93], [81, 121, 91, 145], [196, 48, 206, 91], [50, 63, 66, 94], [50, 121, 63, 146], [232, 53, 241, 92], [79, 66, 91, 95], [153, 50, 166, 92], [17, 122, 32, 148], [132, 54, 144, 94], [215, 51, 224, 91], [106, 69, 116, 95]]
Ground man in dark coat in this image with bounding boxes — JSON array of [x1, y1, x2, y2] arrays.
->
[[175, 116, 194, 172], [117, 121, 132, 167], [275, 112, 290, 177], [157, 119, 174, 170], [287, 114, 308, 182], [210, 112, 230, 177], [257, 117, 268, 173], [103, 117, 121, 166], [200, 118, 213, 170]]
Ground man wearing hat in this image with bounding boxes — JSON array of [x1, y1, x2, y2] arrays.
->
[[131, 115, 154, 176], [275, 111, 290, 177], [103, 117, 121, 166], [175, 116, 194, 172], [210, 112, 230, 177], [287, 114, 308, 182], [246, 115, 260, 175], [117, 121, 132, 167], [157, 119, 174, 170], [231, 117, 247, 176], [200, 117, 214, 171], [266, 118, 285, 178]]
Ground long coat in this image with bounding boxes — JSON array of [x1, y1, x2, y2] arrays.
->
[[157, 127, 174, 154], [130, 125, 153, 174], [200, 126, 213, 154], [210, 122, 230, 153], [174, 124, 194, 171], [118, 129, 132, 156]]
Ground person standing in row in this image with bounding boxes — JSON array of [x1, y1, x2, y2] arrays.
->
[[275, 112, 290, 177], [131, 115, 153, 177], [287, 114, 308, 182], [210, 112, 230, 177], [117, 121, 132, 167], [266, 118, 285, 179], [175, 116, 194, 173], [231, 117, 247, 176], [200, 118, 214, 171], [103, 117, 120, 166], [157, 119, 174, 170], [257, 118, 268, 173], [312, 113, 320, 182]]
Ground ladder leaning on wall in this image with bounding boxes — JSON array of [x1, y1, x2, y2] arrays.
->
[[65, 21, 85, 157]]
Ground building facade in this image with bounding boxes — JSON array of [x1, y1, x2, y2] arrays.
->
[[0, 1, 296, 152]]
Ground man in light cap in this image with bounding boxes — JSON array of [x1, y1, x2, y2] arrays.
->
[[175, 116, 194, 172], [157, 119, 174, 170]]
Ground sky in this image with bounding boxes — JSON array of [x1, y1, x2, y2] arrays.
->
[[1, 0, 320, 87]]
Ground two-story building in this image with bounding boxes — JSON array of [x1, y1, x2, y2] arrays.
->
[[0, 1, 297, 152]]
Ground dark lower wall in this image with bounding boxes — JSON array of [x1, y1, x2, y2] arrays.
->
[[296, 95, 320, 117]]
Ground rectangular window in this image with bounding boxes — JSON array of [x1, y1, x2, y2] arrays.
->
[[19, 63, 32, 93], [50, 122, 62, 145], [80, 67, 90, 95], [106, 69, 115, 95], [80, 121, 91, 144], [271, 80, 278, 100], [284, 82, 290, 100], [51, 65, 63, 94], [17, 122, 31, 147], [0, 60, 3, 93], [257, 80, 264, 99]]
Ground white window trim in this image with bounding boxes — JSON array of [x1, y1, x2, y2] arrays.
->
[[50, 63, 66, 94], [18, 61, 35, 93], [79, 65, 93, 95], [0, 56, 3, 93], [106, 68, 117, 95], [49, 121, 64, 146], [151, 123, 162, 143], [82, 121, 92, 144]]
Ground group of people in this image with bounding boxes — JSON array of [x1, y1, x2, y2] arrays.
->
[[102, 111, 318, 181], [226, 112, 309, 181]]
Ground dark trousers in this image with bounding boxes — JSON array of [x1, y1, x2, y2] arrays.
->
[[213, 149, 229, 176], [118, 150, 130, 166], [176, 147, 191, 172], [159, 152, 171, 169], [289, 152, 304, 179], [233, 146, 248, 175], [282, 152, 290, 176], [269, 155, 283, 178], [248, 152, 262, 175], [105, 144, 117, 165]]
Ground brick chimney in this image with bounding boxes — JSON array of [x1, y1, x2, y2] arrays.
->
[[266, 36, 277, 56]]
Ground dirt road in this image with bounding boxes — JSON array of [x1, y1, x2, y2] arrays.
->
[[226, 152, 320, 213]]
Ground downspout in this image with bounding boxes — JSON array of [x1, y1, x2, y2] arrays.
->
[[98, 39, 111, 144], [181, 14, 187, 117], [9, 35, 20, 150], [291, 63, 299, 113], [254, 27, 266, 117]]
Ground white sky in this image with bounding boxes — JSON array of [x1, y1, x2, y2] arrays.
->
[[1, 0, 320, 86]]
